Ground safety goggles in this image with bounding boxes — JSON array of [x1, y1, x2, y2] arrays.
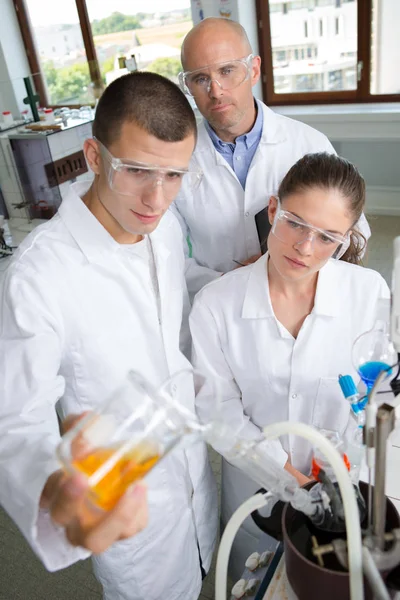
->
[[178, 54, 254, 97], [96, 138, 202, 199], [271, 200, 350, 260]]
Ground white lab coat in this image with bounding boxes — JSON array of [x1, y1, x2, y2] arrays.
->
[[172, 101, 371, 296], [0, 182, 218, 600], [189, 254, 389, 578]]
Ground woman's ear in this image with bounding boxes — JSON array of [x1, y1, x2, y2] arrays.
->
[[268, 196, 278, 225]]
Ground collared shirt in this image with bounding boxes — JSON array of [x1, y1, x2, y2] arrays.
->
[[190, 253, 389, 475], [204, 99, 264, 189]]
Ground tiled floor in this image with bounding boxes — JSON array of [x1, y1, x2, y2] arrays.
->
[[0, 214, 399, 600]]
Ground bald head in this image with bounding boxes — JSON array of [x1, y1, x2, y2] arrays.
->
[[179, 17, 260, 142], [181, 18, 252, 69]]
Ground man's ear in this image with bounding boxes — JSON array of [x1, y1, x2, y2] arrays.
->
[[251, 55, 261, 87], [84, 138, 101, 175]]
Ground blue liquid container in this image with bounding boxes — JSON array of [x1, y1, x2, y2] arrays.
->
[[358, 361, 391, 389]]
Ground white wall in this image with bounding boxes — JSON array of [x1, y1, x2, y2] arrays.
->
[[372, 0, 400, 95], [236, 1, 262, 99], [275, 103, 400, 216], [0, 0, 31, 118], [0, 44, 19, 117]]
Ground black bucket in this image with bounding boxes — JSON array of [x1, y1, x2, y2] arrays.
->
[[252, 481, 400, 600]]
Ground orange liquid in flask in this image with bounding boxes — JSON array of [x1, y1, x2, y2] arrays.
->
[[73, 445, 159, 511]]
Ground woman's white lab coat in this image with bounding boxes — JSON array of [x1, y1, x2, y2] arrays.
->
[[0, 183, 218, 600], [189, 254, 389, 578], [172, 102, 371, 295]]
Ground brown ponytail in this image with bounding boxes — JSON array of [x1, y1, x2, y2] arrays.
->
[[278, 153, 366, 266]]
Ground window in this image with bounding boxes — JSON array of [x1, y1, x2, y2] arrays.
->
[[15, 0, 95, 106], [84, 1, 190, 87], [289, 0, 312, 7], [257, 0, 400, 104], [270, 2, 284, 12], [274, 49, 287, 62], [370, 0, 400, 94], [14, 1, 192, 107]]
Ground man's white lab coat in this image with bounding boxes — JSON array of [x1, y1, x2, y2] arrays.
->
[[190, 254, 389, 577], [172, 102, 371, 295], [0, 183, 218, 600]]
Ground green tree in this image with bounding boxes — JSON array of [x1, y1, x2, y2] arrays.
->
[[101, 56, 116, 81], [146, 57, 182, 80], [42, 61, 58, 88], [44, 63, 91, 105], [92, 12, 142, 36]]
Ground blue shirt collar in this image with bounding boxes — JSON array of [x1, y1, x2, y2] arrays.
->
[[205, 99, 263, 151]]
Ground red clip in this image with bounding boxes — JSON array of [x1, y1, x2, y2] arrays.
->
[[343, 453, 351, 472], [311, 458, 321, 480]]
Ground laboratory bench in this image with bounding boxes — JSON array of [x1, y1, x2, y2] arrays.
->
[[0, 117, 93, 222]]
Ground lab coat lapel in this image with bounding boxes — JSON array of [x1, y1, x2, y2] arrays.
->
[[148, 232, 171, 324], [248, 104, 287, 172], [196, 119, 241, 182]]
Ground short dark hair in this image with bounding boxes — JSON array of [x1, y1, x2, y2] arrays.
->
[[92, 72, 197, 147], [278, 152, 366, 265]]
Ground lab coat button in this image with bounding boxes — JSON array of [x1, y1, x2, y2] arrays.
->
[[245, 211, 250, 217], [171, 384, 177, 394], [236, 156, 242, 161], [291, 393, 297, 399]]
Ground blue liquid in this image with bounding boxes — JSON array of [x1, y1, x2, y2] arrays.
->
[[358, 361, 391, 390]]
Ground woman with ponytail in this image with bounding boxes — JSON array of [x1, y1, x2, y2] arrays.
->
[[189, 152, 390, 579]]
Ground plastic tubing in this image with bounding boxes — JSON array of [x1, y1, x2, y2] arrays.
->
[[362, 547, 391, 600], [225, 441, 318, 517], [215, 492, 269, 600], [261, 422, 364, 600]]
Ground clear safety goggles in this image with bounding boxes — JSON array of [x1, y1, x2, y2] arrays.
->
[[178, 54, 254, 97], [96, 138, 202, 199], [271, 199, 350, 260]]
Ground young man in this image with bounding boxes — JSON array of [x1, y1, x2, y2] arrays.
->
[[172, 17, 371, 296], [0, 73, 217, 600]]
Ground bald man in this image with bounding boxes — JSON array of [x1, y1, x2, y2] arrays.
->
[[172, 17, 371, 296]]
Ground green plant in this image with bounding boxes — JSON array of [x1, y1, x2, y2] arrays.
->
[[101, 56, 116, 81], [146, 57, 182, 79], [91, 12, 142, 36], [43, 61, 91, 105]]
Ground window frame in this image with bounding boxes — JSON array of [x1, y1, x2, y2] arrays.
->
[[256, 0, 400, 105], [13, 0, 102, 108]]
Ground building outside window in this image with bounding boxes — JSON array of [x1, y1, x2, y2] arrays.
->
[[15, 0, 192, 107]]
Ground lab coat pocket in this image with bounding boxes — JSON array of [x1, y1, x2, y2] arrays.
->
[[312, 377, 350, 436]]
